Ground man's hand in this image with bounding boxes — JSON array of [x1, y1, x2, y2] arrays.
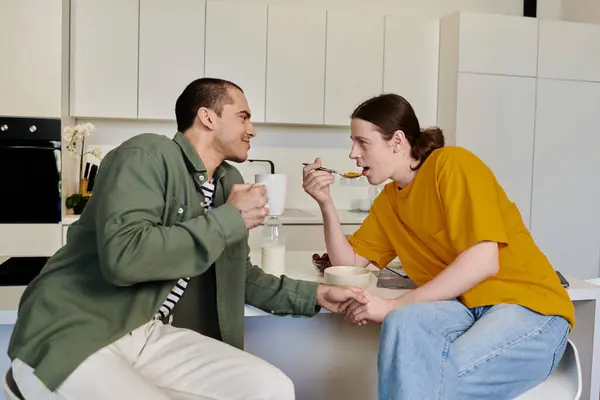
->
[[341, 292, 400, 325], [316, 284, 368, 313], [227, 184, 268, 230]]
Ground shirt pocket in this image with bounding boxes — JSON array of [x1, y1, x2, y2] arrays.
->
[[165, 197, 189, 226], [430, 228, 457, 264]]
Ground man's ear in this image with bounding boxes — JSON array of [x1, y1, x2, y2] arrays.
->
[[197, 107, 216, 130]]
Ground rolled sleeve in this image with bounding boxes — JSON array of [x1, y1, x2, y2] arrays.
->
[[290, 280, 321, 316]]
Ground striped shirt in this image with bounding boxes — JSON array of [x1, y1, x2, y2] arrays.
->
[[154, 177, 216, 321]]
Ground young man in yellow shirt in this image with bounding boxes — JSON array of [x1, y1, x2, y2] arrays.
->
[[302, 93, 574, 400]]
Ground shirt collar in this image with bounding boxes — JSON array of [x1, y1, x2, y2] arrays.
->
[[173, 132, 227, 180]]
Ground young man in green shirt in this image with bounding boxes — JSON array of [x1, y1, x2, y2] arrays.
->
[[8, 78, 367, 399]]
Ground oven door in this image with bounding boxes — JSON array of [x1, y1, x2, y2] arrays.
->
[[0, 138, 62, 223]]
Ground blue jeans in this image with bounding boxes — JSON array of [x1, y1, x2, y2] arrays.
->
[[378, 301, 571, 400]]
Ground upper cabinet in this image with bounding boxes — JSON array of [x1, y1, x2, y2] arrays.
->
[[70, 0, 139, 118], [205, 2, 267, 122], [324, 11, 385, 126], [453, 73, 537, 227], [384, 16, 439, 128], [138, 0, 206, 120], [0, 0, 65, 118], [530, 79, 600, 279], [68, 4, 600, 140], [439, 12, 538, 77], [438, 12, 539, 227], [538, 20, 600, 82], [265, 6, 326, 125]]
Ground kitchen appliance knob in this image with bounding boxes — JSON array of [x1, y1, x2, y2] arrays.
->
[[0, 125, 7, 132], [29, 125, 37, 133]]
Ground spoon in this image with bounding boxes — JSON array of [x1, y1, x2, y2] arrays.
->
[[384, 267, 409, 279], [302, 163, 362, 179]]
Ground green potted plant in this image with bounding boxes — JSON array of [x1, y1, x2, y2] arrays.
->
[[65, 193, 90, 215], [63, 122, 102, 215]]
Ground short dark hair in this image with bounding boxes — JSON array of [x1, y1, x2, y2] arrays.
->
[[351, 94, 444, 170], [175, 77, 244, 132]]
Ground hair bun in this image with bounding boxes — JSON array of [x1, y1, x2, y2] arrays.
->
[[412, 126, 445, 165]]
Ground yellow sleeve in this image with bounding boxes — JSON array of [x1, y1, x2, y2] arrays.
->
[[347, 200, 397, 268], [437, 148, 509, 254]]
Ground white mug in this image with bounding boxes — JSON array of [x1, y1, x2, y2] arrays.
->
[[254, 173, 287, 216]]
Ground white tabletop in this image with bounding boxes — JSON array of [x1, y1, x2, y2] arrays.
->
[[244, 250, 600, 316], [1, 251, 599, 324]]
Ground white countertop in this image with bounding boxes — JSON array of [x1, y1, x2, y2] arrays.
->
[[2, 251, 599, 324], [244, 251, 600, 316], [62, 208, 368, 226], [62, 208, 369, 225]]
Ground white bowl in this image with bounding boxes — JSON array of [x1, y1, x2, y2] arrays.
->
[[324, 266, 372, 289]]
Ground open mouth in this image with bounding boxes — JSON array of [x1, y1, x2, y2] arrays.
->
[[361, 167, 370, 175]]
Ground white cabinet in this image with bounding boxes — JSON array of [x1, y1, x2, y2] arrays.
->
[[324, 11, 384, 126], [531, 79, 600, 279], [205, 2, 267, 122], [62, 226, 69, 246], [138, 0, 206, 120], [70, 0, 139, 118], [538, 20, 600, 82], [439, 73, 536, 227], [0, 0, 64, 117], [265, 6, 326, 125], [439, 12, 538, 77], [383, 16, 439, 128], [0, 225, 62, 257], [438, 12, 539, 227]]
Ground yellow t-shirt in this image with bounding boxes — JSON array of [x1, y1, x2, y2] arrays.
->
[[348, 146, 575, 328]]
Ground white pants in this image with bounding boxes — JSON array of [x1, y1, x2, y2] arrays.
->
[[12, 320, 295, 400]]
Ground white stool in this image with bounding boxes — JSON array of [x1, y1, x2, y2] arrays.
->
[[514, 339, 582, 400], [586, 277, 600, 287], [3, 368, 24, 400]]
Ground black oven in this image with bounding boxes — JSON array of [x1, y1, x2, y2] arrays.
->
[[0, 116, 62, 224]]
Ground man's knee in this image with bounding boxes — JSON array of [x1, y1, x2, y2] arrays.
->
[[250, 363, 295, 400]]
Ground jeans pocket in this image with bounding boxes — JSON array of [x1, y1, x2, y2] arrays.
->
[[546, 319, 570, 379]]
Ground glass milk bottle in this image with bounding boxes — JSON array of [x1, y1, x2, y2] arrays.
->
[[261, 216, 286, 276]]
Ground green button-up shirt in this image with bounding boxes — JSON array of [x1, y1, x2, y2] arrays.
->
[[8, 132, 320, 391]]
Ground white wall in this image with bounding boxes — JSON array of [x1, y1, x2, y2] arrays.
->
[[562, 0, 600, 24], [539, 0, 565, 19]]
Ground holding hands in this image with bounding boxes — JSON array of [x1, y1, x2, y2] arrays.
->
[[340, 292, 406, 326], [317, 283, 407, 326], [316, 284, 368, 313]]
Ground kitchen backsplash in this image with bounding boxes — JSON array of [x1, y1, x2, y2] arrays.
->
[[80, 119, 371, 210]]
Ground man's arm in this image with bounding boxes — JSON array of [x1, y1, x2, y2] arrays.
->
[[95, 146, 247, 287], [244, 244, 321, 316]]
